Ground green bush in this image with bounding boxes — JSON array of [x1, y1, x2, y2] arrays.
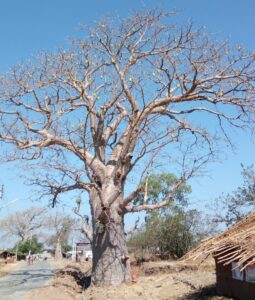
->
[[128, 208, 202, 259], [62, 244, 72, 253], [129, 173, 208, 260]]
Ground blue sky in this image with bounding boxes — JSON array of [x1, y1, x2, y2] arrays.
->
[[0, 0, 254, 233], [0, 0, 254, 73]]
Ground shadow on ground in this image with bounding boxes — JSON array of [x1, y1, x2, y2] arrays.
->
[[182, 284, 232, 300]]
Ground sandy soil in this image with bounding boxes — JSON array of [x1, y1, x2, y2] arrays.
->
[[21, 258, 233, 300]]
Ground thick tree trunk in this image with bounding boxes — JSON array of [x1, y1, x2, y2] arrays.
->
[[55, 238, 63, 260], [90, 189, 131, 286], [23, 228, 30, 242]]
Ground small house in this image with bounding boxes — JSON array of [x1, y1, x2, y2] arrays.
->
[[186, 212, 255, 300], [0, 251, 16, 263], [76, 242, 92, 260]]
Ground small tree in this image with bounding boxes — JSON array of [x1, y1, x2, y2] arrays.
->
[[129, 173, 205, 259], [129, 208, 202, 259], [0, 9, 254, 285]]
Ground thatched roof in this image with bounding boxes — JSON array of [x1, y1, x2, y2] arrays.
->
[[0, 250, 15, 259], [185, 212, 255, 271]]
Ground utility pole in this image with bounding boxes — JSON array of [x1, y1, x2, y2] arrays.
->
[[0, 185, 4, 200], [15, 242, 19, 262]]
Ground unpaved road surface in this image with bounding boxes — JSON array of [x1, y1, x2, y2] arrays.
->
[[0, 260, 55, 300]]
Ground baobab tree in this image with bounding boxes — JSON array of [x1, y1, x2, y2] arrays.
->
[[0, 9, 255, 285], [46, 213, 74, 260]]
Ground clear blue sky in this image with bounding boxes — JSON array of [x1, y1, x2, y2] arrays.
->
[[0, 0, 254, 230]]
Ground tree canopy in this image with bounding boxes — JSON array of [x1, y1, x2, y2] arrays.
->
[[128, 208, 202, 259], [129, 173, 209, 259], [0, 207, 46, 242], [0, 9, 254, 212], [14, 235, 43, 257], [133, 173, 191, 206]]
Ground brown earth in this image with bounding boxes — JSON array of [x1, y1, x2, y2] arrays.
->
[[22, 259, 233, 300]]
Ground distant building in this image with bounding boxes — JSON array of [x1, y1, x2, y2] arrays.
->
[[187, 212, 255, 300], [75, 242, 92, 260], [41, 249, 54, 259], [0, 250, 16, 263]]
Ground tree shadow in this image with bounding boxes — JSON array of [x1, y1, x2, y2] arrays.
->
[[182, 284, 232, 299]]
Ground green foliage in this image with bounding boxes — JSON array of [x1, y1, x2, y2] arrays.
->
[[129, 173, 207, 259], [134, 173, 191, 206], [14, 236, 43, 256], [128, 207, 202, 259], [62, 244, 72, 253]]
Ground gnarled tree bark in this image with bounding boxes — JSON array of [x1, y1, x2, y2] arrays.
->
[[89, 186, 131, 285]]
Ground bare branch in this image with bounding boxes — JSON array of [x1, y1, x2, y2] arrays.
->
[[74, 207, 92, 242]]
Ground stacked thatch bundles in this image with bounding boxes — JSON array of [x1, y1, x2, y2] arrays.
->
[[186, 212, 255, 271]]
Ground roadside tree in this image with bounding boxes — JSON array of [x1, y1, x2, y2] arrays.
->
[[14, 235, 43, 258], [46, 213, 75, 260]]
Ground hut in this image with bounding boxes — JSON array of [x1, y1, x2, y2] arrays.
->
[[0, 251, 16, 263], [186, 212, 255, 300]]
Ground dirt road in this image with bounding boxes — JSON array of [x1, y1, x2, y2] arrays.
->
[[0, 260, 55, 300]]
